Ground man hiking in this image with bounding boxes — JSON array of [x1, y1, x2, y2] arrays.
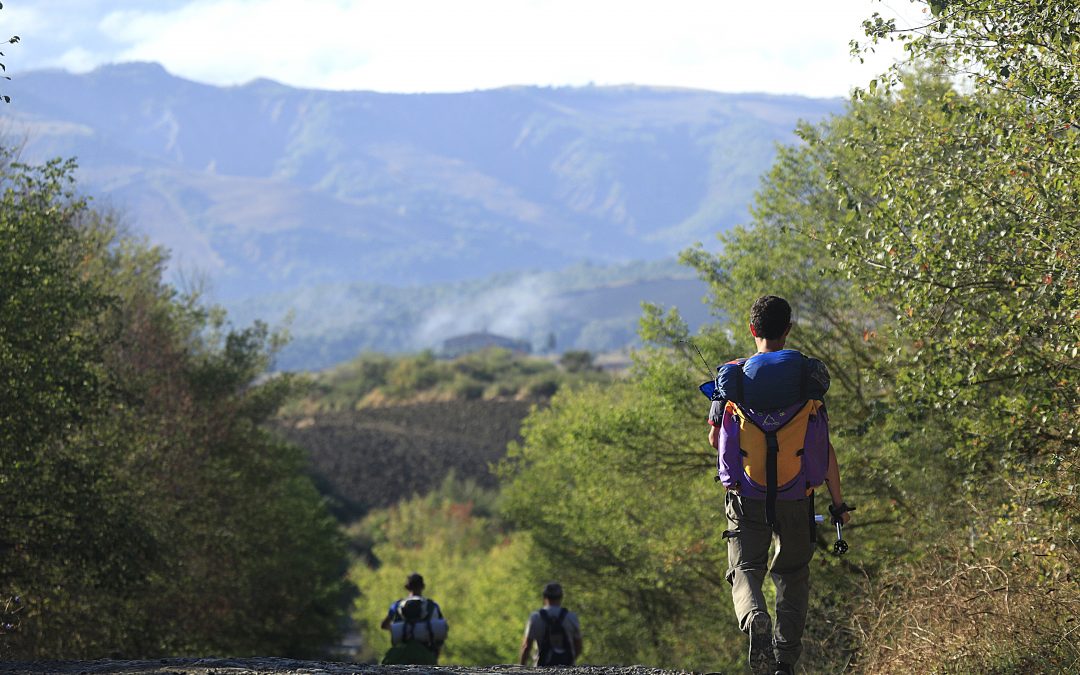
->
[[380, 572, 448, 665], [519, 582, 583, 666], [707, 295, 851, 675]]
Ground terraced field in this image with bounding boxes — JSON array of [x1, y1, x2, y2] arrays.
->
[[276, 400, 536, 519]]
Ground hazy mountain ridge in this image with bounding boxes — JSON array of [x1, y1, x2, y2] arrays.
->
[[2, 63, 838, 368], [2, 63, 840, 298]]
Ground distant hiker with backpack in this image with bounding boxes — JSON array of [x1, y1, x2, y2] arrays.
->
[[519, 582, 583, 666], [706, 295, 852, 675], [380, 572, 448, 665]]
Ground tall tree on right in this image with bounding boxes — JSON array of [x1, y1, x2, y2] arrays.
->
[[791, 1, 1080, 669]]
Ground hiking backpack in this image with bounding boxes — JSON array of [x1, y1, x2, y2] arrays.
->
[[537, 607, 574, 666], [391, 597, 447, 646], [384, 596, 447, 665], [703, 354, 830, 525], [726, 398, 823, 524]]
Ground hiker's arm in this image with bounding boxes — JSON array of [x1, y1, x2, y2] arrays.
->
[[825, 444, 850, 524], [380, 614, 392, 630], [574, 636, 583, 660], [518, 637, 532, 665], [708, 398, 722, 450]]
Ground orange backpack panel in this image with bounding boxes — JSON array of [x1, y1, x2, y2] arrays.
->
[[728, 399, 822, 491]]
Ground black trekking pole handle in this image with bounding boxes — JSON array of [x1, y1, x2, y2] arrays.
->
[[828, 502, 855, 555]]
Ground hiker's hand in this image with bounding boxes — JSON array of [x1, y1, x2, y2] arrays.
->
[[829, 501, 854, 525]]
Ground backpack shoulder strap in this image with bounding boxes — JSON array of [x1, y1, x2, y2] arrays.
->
[[540, 607, 565, 630], [799, 355, 809, 401]]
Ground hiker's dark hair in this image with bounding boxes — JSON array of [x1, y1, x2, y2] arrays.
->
[[749, 295, 792, 340], [542, 582, 563, 600]]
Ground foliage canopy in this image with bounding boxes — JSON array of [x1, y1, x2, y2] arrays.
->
[[0, 151, 353, 658]]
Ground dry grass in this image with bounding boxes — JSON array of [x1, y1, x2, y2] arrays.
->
[[853, 547, 1079, 673]]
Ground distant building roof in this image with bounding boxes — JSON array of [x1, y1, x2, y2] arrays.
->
[[440, 331, 532, 358]]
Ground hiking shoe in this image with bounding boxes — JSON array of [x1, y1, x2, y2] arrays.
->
[[747, 612, 774, 675], [774, 662, 794, 675]]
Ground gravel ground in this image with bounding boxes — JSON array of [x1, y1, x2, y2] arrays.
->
[[0, 660, 708, 675]]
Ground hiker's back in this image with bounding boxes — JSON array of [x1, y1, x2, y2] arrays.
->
[[711, 349, 831, 518], [527, 606, 580, 666], [382, 595, 448, 665]]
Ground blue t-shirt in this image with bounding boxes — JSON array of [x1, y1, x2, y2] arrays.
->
[[715, 349, 828, 410]]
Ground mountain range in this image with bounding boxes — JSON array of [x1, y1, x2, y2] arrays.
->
[[0, 63, 842, 368]]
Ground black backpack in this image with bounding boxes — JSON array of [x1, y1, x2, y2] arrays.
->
[[537, 607, 574, 666], [396, 597, 437, 647]]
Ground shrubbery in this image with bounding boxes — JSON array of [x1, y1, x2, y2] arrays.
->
[[0, 152, 352, 658], [283, 347, 613, 415]]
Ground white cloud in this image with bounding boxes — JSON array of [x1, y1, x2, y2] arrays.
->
[[20, 0, 927, 96], [51, 47, 102, 73]]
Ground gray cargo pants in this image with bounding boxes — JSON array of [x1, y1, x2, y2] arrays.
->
[[725, 492, 815, 666]]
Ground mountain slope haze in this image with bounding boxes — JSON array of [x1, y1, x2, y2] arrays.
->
[[2, 63, 840, 298]]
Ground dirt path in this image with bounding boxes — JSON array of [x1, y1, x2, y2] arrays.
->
[[0, 659, 704, 675]]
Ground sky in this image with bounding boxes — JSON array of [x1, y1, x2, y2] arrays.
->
[[1, 0, 927, 97]]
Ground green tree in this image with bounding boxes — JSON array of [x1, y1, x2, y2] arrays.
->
[[0, 154, 156, 655], [832, 4, 1080, 663], [87, 233, 353, 658], [559, 350, 595, 373], [1, 154, 353, 658], [500, 371, 746, 671], [710, 1, 1080, 663], [848, 7, 1079, 455]]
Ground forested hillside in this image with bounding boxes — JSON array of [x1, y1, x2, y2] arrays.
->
[[278, 402, 529, 520], [2, 67, 839, 299], [275, 349, 613, 519], [0, 152, 353, 659]]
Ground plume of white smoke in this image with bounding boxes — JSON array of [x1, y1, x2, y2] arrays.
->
[[414, 273, 563, 349]]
